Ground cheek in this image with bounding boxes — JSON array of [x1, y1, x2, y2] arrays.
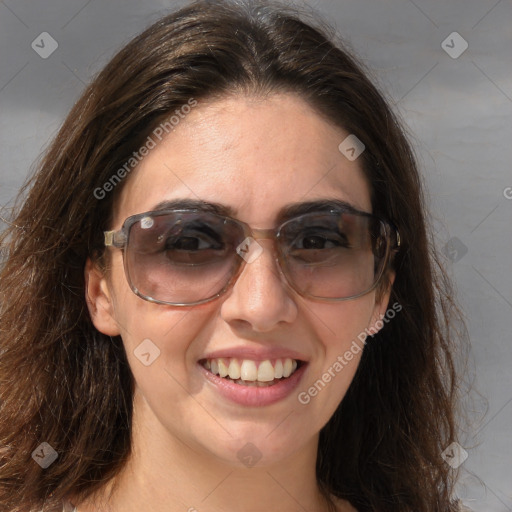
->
[[297, 297, 374, 408], [114, 300, 212, 369], [107, 249, 222, 390], [108, 251, 191, 339], [306, 295, 375, 350], [110, 269, 217, 389], [112, 302, 220, 447]]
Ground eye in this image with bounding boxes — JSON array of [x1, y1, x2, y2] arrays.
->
[[164, 228, 224, 252], [292, 229, 350, 250], [157, 223, 231, 266], [285, 228, 352, 265]]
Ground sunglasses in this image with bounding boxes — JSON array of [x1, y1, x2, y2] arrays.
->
[[104, 207, 400, 306]]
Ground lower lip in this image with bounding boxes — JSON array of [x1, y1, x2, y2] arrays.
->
[[199, 362, 308, 407]]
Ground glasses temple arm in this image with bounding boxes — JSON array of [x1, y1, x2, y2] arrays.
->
[[104, 230, 127, 248], [395, 229, 401, 249]]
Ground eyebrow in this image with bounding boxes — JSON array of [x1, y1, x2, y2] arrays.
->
[[150, 198, 366, 223]]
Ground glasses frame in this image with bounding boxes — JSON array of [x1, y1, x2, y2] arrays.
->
[[104, 207, 401, 306]]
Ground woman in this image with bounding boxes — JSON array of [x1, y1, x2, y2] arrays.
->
[[0, 1, 468, 511]]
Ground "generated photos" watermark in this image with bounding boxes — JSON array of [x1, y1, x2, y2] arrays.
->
[[298, 301, 402, 405], [94, 98, 198, 200]]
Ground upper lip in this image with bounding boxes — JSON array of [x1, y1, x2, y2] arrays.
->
[[200, 346, 309, 362]]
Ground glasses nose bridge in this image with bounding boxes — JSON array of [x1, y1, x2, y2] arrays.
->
[[235, 225, 289, 291], [248, 226, 279, 242]]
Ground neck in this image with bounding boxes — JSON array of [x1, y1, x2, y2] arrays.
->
[[72, 387, 339, 512]]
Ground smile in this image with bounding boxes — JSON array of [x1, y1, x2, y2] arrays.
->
[[200, 357, 302, 386], [198, 355, 308, 407]]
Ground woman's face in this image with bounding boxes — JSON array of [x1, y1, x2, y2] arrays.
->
[[87, 93, 393, 467]]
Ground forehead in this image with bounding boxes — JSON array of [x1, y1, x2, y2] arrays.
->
[[114, 93, 371, 227]]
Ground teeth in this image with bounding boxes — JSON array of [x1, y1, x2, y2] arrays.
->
[[233, 379, 275, 387], [240, 360, 258, 381], [217, 359, 229, 378], [257, 360, 275, 382], [203, 357, 300, 382], [228, 359, 241, 379], [283, 359, 293, 378], [273, 359, 283, 378]]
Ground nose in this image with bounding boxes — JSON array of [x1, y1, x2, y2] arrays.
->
[[219, 239, 298, 332]]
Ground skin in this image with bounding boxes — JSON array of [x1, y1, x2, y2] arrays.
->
[[81, 93, 394, 512]]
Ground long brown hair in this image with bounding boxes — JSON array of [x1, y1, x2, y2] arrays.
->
[[0, 1, 468, 510]]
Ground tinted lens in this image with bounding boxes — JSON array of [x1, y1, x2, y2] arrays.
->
[[278, 211, 389, 299], [124, 211, 244, 304]]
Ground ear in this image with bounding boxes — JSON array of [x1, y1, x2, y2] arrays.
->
[[84, 257, 121, 336], [368, 270, 396, 335]]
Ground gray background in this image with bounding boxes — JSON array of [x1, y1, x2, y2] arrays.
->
[[0, 0, 511, 510]]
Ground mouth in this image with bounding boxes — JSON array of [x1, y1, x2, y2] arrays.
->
[[199, 357, 305, 387], [198, 356, 308, 406]]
